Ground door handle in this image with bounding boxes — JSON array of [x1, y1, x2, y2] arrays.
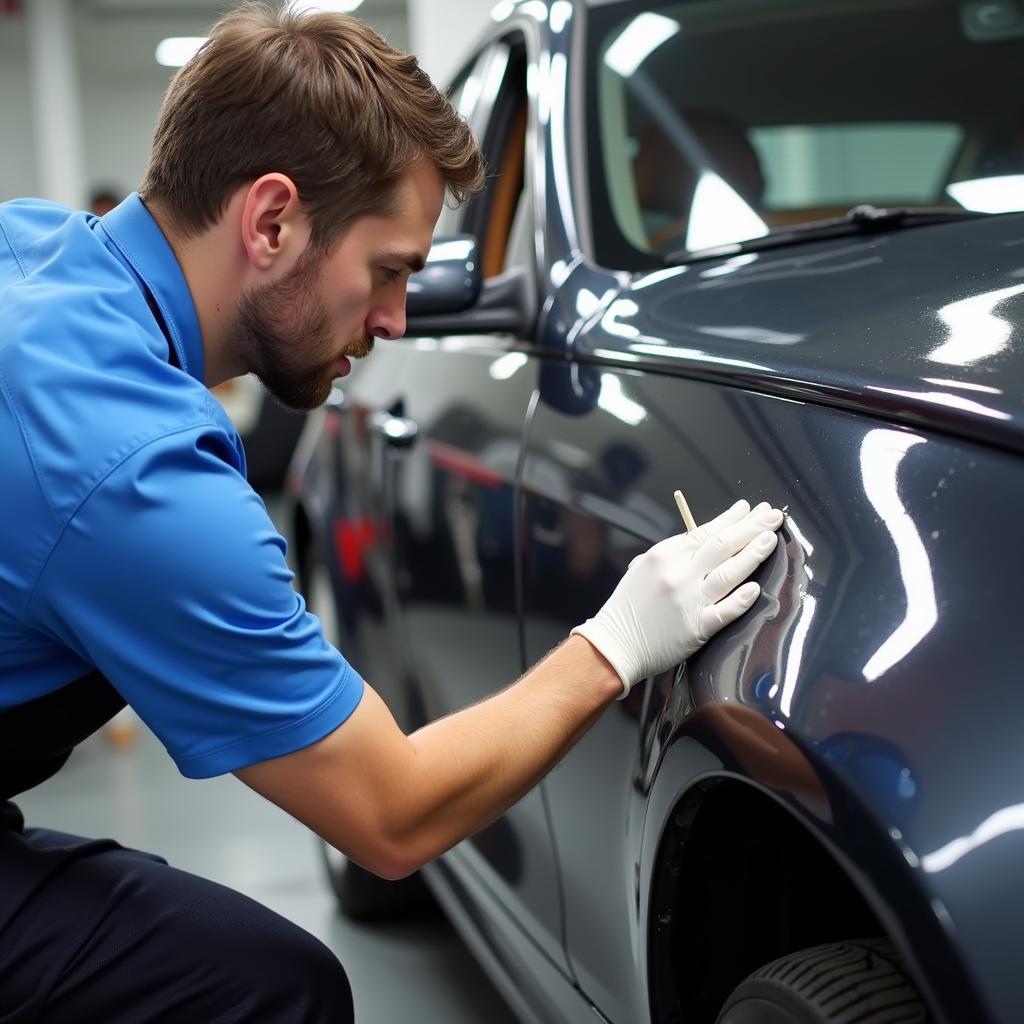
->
[[368, 410, 419, 448]]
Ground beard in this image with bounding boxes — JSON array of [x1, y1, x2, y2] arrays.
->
[[231, 250, 374, 411]]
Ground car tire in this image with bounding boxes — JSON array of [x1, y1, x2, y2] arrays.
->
[[304, 540, 435, 922], [716, 938, 929, 1024], [318, 839, 434, 921]]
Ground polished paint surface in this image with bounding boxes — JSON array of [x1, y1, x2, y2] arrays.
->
[[285, 2, 1024, 1022]]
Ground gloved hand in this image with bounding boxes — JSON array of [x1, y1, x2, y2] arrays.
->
[[571, 499, 783, 697]]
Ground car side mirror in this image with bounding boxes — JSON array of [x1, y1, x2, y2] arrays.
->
[[406, 235, 533, 337], [406, 234, 481, 317]]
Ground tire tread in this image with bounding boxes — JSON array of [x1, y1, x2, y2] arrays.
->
[[717, 939, 930, 1024]]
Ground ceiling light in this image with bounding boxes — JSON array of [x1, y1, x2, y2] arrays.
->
[[155, 37, 206, 68]]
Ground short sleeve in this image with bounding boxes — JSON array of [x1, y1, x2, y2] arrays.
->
[[29, 422, 364, 778]]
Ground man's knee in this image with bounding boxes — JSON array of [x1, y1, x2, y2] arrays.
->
[[235, 916, 353, 1021], [44, 847, 353, 1022]]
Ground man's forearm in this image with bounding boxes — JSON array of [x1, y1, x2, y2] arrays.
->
[[387, 633, 621, 872], [237, 498, 782, 882]]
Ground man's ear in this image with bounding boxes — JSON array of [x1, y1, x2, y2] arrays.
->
[[240, 174, 311, 272]]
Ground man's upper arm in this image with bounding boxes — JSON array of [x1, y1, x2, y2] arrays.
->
[[29, 424, 364, 777], [236, 683, 418, 879]]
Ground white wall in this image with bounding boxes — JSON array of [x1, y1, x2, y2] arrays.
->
[[0, 18, 38, 200], [0, 2, 411, 207], [406, 0, 494, 87]]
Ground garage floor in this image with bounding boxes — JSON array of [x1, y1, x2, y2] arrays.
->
[[16, 723, 518, 1023]]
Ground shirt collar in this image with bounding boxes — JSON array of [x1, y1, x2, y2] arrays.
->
[[100, 193, 205, 383]]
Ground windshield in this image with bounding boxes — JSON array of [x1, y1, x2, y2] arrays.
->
[[587, 0, 1024, 270]]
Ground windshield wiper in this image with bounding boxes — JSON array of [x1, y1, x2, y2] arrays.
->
[[664, 204, 995, 265]]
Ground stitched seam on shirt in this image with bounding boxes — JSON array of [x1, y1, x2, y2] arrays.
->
[[176, 671, 364, 771], [0, 214, 28, 279], [102, 218, 189, 375], [24, 420, 223, 618], [0, 361, 58, 521]]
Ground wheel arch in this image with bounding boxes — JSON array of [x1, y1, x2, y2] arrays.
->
[[641, 765, 987, 1024]]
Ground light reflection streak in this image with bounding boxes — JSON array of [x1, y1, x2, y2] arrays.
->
[[946, 175, 1024, 213], [787, 516, 814, 556], [456, 69, 484, 118], [426, 238, 474, 262], [860, 431, 935, 682], [537, 50, 551, 126], [597, 374, 647, 426], [480, 45, 510, 113], [517, 0, 549, 21], [686, 172, 770, 253], [576, 287, 616, 319], [921, 377, 1002, 395], [604, 13, 679, 76], [601, 299, 641, 339], [780, 593, 816, 718], [631, 344, 770, 372], [591, 348, 641, 363], [922, 802, 1024, 873], [865, 386, 1011, 421], [699, 325, 804, 346], [488, 352, 528, 380], [549, 0, 572, 32], [632, 266, 688, 290], [700, 253, 758, 278], [930, 284, 1024, 366], [547, 52, 578, 251]]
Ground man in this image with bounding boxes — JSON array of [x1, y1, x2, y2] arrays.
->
[[0, 4, 783, 1020]]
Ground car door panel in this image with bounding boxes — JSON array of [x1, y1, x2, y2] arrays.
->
[[314, 346, 413, 718], [387, 337, 570, 975], [522, 348, 1024, 1022]]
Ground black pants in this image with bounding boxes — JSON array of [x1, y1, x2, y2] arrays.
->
[[0, 805, 354, 1023]]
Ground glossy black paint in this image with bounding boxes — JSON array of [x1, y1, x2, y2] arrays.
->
[[284, 2, 1024, 1021], [405, 234, 481, 317]]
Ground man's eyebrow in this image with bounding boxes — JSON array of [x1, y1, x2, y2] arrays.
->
[[382, 250, 426, 273]]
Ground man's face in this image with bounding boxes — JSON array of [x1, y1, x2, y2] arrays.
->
[[233, 161, 443, 411]]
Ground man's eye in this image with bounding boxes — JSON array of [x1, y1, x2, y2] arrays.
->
[[382, 267, 402, 283]]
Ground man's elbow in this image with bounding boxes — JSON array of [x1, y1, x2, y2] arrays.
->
[[330, 829, 430, 882]]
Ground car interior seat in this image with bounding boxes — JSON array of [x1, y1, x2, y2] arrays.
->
[[483, 101, 528, 278], [633, 107, 766, 252]]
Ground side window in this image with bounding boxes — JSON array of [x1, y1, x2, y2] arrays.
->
[[434, 50, 492, 238], [460, 40, 529, 280]]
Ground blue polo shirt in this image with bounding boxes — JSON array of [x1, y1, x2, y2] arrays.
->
[[0, 194, 363, 778]]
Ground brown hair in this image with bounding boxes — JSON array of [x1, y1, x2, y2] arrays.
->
[[140, 2, 484, 248]]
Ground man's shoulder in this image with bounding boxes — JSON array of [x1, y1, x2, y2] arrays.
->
[[0, 197, 75, 259]]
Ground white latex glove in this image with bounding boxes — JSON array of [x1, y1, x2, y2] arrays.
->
[[571, 499, 783, 697]]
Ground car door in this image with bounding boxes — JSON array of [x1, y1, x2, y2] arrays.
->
[[385, 34, 572, 978]]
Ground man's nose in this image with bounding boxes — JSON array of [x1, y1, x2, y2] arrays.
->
[[367, 300, 406, 342]]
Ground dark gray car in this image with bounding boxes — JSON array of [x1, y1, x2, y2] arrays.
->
[[285, 1, 1024, 1020]]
